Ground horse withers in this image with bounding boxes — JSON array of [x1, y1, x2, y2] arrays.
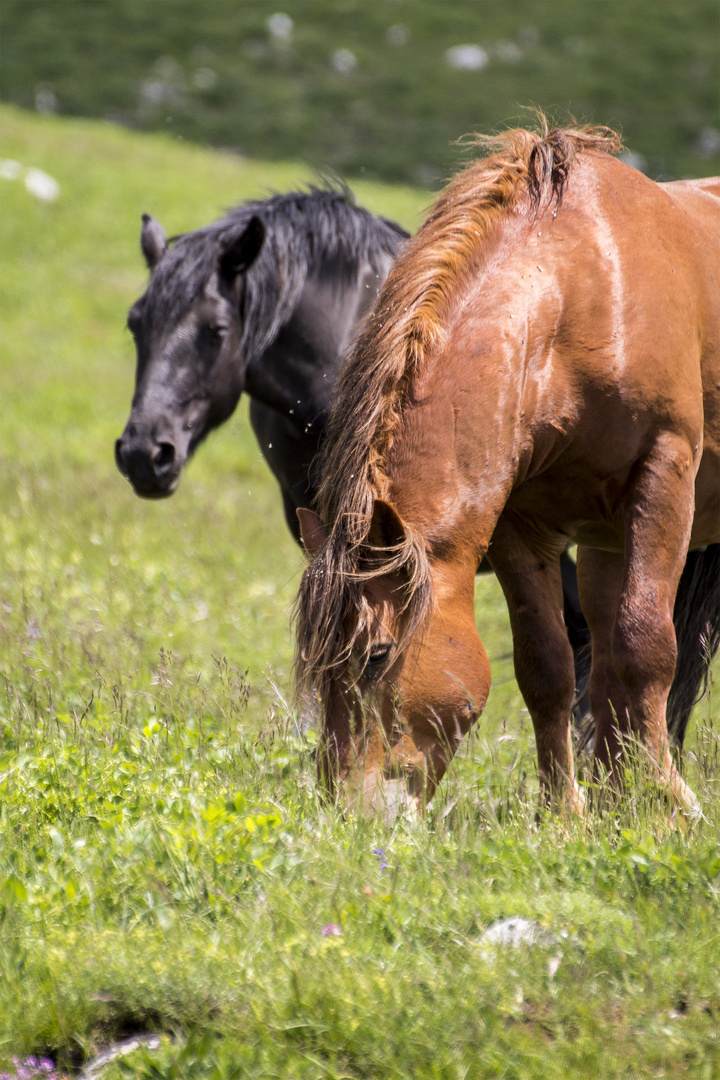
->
[[296, 124, 720, 819]]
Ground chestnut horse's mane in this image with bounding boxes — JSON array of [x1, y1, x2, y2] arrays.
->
[[295, 119, 622, 703]]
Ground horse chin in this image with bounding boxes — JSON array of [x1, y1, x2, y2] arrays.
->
[[128, 474, 182, 500], [357, 773, 422, 824]]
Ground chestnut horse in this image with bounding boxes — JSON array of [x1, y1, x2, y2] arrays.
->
[[296, 123, 720, 818]]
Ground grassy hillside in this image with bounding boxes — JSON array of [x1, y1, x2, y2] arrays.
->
[[1, 108, 719, 1079], [1, 0, 718, 185]]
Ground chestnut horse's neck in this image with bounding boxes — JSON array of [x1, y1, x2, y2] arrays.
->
[[385, 366, 520, 564], [383, 227, 536, 564]]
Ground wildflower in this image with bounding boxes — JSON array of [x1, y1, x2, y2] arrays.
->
[[267, 13, 293, 44], [331, 49, 357, 75], [321, 922, 342, 937], [445, 44, 488, 71], [372, 847, 388, 870]]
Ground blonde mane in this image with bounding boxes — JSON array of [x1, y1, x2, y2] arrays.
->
[[295, 120, 622, 705]]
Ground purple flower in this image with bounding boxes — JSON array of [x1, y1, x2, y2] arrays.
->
[[372, 847, 388, 870], [1, 1058, 56, 1080], [321, 922, 342, 937]]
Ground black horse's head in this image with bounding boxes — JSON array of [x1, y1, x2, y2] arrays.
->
[[115, 213, 265, 498]]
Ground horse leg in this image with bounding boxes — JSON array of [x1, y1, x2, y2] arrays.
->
[[575, 547, 631, 787], [488, 518, 583, 813], [591, 438, 700, 815], [560, 548, 592, 720]]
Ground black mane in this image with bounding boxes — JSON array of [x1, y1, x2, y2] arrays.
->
[[144, 182, 409, 359]]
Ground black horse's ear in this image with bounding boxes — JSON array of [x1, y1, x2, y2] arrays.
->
[[367, 499, 406, 549], [220, 216, 265, 281], [141, 213, 167, 270]]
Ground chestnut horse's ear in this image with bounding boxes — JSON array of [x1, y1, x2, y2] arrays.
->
[[367, 498, 406, 548], [141, 213, 167, 270], [297, 508, 328, 557], [220, 216, 265, 281]]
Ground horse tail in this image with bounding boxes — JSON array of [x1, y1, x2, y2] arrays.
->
[[667, 543, 720, 747]]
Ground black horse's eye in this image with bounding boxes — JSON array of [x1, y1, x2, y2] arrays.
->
[[207, 324, 228, 343], [365, 644, 392, 671]]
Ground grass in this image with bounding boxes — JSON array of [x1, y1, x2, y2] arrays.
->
[[1, 107, 719, 1079]]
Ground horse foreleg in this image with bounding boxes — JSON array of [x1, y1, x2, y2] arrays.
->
[[560, 548, 592, 717], [576, 547, 631, 789], [488, 518, 583, 813], [603, 436, 701, 816]]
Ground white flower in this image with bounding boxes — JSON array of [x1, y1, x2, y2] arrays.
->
[[332, 48, 357, 75], [25, 168, 60, 202], [445, 44, 488, 71], [267, 13, 293, 43]]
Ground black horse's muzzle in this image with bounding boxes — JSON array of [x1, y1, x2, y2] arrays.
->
[[115, 427, 182, 498]]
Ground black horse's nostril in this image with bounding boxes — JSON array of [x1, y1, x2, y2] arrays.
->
[[152, 441, 176, 473]]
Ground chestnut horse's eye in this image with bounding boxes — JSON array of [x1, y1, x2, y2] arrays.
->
[[365, 643, 392, 670]]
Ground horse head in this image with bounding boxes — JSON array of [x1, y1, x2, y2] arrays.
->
[[297, 498, 490, 818], [115, 213, 265, 497]]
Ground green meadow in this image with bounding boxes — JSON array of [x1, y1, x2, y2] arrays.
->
[[0, 107, 719, 1079]]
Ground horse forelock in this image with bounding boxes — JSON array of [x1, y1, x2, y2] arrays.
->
[[294, 513, 433, 715], [139, 186, 408, 357], [295, 118, 622, 703]]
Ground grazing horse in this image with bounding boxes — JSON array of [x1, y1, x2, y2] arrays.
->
[[295, 123, 720, 818], [114, 185, 596, 705]]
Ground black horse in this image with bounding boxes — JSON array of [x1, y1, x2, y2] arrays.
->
[[116, 185, 404, 538], [115, 184, 717, 745]]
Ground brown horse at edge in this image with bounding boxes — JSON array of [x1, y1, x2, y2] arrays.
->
[[296, 122, 720, 819]]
